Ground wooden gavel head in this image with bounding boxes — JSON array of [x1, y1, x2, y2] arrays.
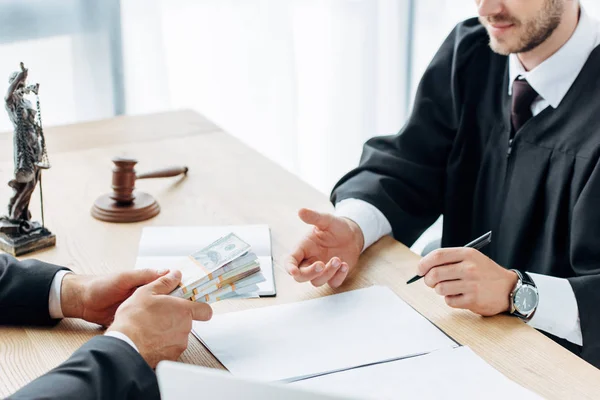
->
[[111, 158, 138, 204], [91, 157, 188, 223]]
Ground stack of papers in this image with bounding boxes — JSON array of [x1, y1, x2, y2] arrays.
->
[[135, 225, 276, 297], [193, 286, 457, 381], [292, 346, 541, 399], [192, 286, 539, 398]]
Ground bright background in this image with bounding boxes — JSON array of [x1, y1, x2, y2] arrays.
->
[[1, 0, 599, 252]]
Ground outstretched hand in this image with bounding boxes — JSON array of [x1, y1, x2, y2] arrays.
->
[[285, 208, 364, 288]]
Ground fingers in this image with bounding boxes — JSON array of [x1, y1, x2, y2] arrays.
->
[[310, 258, 342, 287], [295, 261, 326, 283], [285, 246, 305, 277], [434, 280, 469, 296], [286, 236, 320, 279], [119, 268, 170, 288], [444, 294, 471, 309], [298, 208, 334, 230], [417, 248, 472, 277], [148, 270, 182, 295], [423, 264, 462, 288], [328, 262, 349, 289], [163, 296, 213, 321]]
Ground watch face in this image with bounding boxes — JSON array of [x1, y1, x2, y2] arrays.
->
[[514, 285, 538, 314]]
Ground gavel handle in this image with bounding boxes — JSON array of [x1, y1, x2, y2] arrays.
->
[[136, 166, 189, 180]]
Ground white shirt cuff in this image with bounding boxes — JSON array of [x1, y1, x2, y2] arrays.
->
[[527, 273, 583, 346], [48, 270, 73, 319], [105, 331, 140, 353], [334, 199, 392, 252]]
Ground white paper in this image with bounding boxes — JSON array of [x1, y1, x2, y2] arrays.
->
[[192, 286, 457, 382], [292, 346, 541, 399], [135, 225, 275, 296], [157, 361, 348, 400]]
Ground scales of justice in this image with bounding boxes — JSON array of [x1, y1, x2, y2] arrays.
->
[[0, 62, 55, 256]]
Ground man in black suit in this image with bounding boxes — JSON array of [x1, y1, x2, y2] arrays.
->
[[1, 254, 213, 399]]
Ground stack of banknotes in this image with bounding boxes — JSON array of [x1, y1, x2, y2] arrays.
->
[[169, 233, 265, 303]]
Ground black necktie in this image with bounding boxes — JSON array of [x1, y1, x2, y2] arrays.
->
[[511, 78, 539, 133]]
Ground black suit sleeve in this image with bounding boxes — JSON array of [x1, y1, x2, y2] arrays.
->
[[8, 335, 160, 400], [330, 21, 484, 246], [0, 253, 69, 325], [568, 159, 600, 367], [1, 255, 160, 399]]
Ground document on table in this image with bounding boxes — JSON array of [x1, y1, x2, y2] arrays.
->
[[192, 286, 458, 382], [134, 225, 276, 296], [291, 346, 541, 399]]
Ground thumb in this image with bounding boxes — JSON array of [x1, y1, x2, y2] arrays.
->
[[149, 270, 183, 295], [298, 208, 334, 230], [119, 268, 170, 289], [188, 301, 213, 321]]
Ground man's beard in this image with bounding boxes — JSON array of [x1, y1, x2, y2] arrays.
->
[[480, 0, 564, 55]]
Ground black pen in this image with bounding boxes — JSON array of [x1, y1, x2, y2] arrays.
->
[[406, 231, 492, 284]]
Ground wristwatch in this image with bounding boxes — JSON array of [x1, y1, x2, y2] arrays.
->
[[509, 270, 539, 321]]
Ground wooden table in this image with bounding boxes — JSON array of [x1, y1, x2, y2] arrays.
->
[[0, 110, 599, 399]]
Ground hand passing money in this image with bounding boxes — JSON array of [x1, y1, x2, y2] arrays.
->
[[169, 233, 265, 303]]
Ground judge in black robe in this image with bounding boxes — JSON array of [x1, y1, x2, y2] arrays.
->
[[331, 17, 600, 367]]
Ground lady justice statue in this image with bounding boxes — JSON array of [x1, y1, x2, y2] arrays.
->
[[0, 62, 55, 255]]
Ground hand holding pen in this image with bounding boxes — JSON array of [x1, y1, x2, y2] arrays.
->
[[407, 231, 492, 284], [407, 231, 519, 317]]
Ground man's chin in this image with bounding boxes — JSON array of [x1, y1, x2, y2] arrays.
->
[[488, 38, 515, 56]]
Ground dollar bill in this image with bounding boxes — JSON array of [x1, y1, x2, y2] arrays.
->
[[181, 257, 261, 300], [170, 251, 259, 298], [202, 286, 261, 303], [169, 233, 251, 297], [190, 233, 250, 271], [191, 273, 266, 303]]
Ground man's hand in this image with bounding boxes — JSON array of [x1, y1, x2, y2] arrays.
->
[[285, 208, 364, 288], [417, 248, 518, 316], [60, 269, 169, 326], [107, 270, 213, 368]]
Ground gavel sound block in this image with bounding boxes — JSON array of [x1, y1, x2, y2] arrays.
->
[[91, 158, 188, 223]]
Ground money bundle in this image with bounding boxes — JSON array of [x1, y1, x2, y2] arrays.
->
[[169, 233, 265, 303]]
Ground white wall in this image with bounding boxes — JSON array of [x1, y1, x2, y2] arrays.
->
[[0, 2, 118, 132], [121, 0, 411, 194]]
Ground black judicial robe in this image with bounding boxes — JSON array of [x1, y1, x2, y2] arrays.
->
[[332, 18, 600, 368]]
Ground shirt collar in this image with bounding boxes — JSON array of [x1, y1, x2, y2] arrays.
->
[[508, 6, 599, 109]]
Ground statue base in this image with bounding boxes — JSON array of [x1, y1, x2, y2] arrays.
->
[[0, 219, 56, 256]]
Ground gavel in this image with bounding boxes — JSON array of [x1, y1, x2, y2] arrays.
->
[[91, 158, 188, 223]]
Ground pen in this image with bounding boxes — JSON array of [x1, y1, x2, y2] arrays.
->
[[405, 231, 492, 285]]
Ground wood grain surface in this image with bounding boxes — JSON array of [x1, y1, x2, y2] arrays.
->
[[0, 110, 599, 398]]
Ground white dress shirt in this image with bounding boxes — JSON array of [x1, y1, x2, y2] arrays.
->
[[336, 7, 600, 347], [48, 272, 139, 352]]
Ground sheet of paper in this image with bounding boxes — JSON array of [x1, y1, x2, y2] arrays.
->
[[135, 225, 275, 296], [291, 346, 541, 399], [192, 286, 457, 382]]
